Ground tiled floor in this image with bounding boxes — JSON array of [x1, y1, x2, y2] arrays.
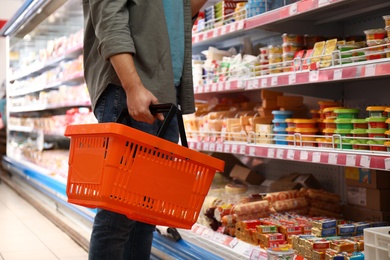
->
[[0, 182, 88, 260]]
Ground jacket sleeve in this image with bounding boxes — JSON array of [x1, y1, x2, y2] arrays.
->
[[89, 0, 136, 60]]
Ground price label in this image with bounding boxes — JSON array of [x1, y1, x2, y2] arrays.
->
[[276, 149, 284, 159], [365, 64, 376, 77], [313, 152, 321, 162], [239, 145, 246, 154], [247, 80, 253, 89], [189, 142, 195, 149], [287, 150, 295, 160], [203, 32, 208, 40], [225, 81, 231, 90], [216, 143, 223, 152], [218, 82, 224, 91], [228, 237, 239, 248], [248, 147, 256, 156], [333, 69, 342, 80], [237, 20, 244, 30], [196, 142, 202, 150], [231, 144, 238, 154], [385, 158, 390, 170], [209, 142, 216, 151], [250, 248, 261, 260], [271, 76, 278, 86], [237, 79, 244, 88], [288, 73, 296, 84], [360, 155, 371, 168], [300, 151, 308, 160], [213, 29, 219, 38], [253, 79, 259, 89], [211, 83, 217, 92], [318, 0, 331, 7], [221, 26, 227, 35], [328, 153, 338, 164], [203, 142, 210, 150], [268, 148, 275, 158], [230, 23, 236, 32], [194, 35, 199, 43], [289, 2, 298, 15], [346, 154, 356, 166], [224, 144, 231, 153], [309, 70, 319, 82], [204, 85, 210, 93], [261, 78, 267, 88]]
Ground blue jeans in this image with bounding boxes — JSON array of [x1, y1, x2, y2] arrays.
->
[[89, 84, 179, 260]]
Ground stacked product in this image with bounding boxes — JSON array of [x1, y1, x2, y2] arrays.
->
[[272, 110, 293, 145], [281, 33, 304, 72], [365, 106, 389, 152], [268, 45, 283, 74], [293, 119, 318, 147], [385, 107, 390, 151], [204, 5, 215, 30], [350, 118, 369, 150], [215, 1, 239, 25], [364, 27, 387, 60], [259, 46, 269, 75], [334, 108, 360, 149], [245, 0, 272, 18]]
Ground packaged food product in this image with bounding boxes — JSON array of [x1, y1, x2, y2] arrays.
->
[[322, 107, 345, 119], [323, 118, 336, 129], [335, 118, 354, 130], [282, 42, 302, 53], [268, 45, 283, 55], [366, 117, 387, 129], [351, 119, 368, 129], [323, 128, 335, 136], [294, 119, 317, 128], [365, 50, 386, 60], [320, 39, 338, 68], [269, 54, 283, 64], [334, 108, 360, 119], [364, 28, 386, 40], [294, 127, 318, 135], [366, 106, 388, 117], [311, 41, 326, 64], [282, 33, 304, 44]]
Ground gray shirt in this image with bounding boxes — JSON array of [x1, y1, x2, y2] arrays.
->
[[82, 0, 195, 114]]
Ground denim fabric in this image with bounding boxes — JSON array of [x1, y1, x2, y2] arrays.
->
[[88, 84, 179, 260]]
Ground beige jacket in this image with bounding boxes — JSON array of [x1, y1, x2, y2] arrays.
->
[[82, 0, 195, 114]]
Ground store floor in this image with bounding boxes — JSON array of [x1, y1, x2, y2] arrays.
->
[[0, 182, 88, 260]]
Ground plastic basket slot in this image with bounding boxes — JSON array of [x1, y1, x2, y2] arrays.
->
[[69, 183, 100, 197]]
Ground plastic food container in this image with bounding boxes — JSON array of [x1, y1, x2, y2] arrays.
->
[[384, 15, 390, 27], [323, 128, 336, 136], [366, 117, 387, 129], [335, 118, 353, 130], [266, 247, 295, 260], [282, 52, 295, 62], [294, 127, 318, 135], [282, 33, 304, 44], [323, 118, 336, 129], [318, 101, 342, 111], [367, 140, 387, 151], [285, 118, 297, 128], [385, 141, 390, 152], [272, 110, 293, 120], [334, 129, 353, 136], [366, 128, 387, 139], [310, 110, 320, 119], [350, 139, 370, 150], [366, 39, 385, 51], [294, 119, 317, 128], [269, 54, 283, 64], [366, 106, 388, 117], [334, 108, 360, 119], [316, 137, 333, 148], [285, 127, 295, 134], [386, 118, 390, 129], [268, 45, 283, 55], [323, 107, 345, 119], [365, 50, 386, 60], [351, 119, 368, 129], [351, 128, 368, 138], [282, 43, 302, 53], [364, 28, 386, 40]]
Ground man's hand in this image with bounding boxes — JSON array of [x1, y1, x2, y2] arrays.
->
[[109, 53, 164, 124]]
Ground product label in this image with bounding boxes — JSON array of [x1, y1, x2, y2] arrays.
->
[[347, 186, 366, 206]]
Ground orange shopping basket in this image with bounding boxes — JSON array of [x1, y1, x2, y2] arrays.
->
[[65, 104, 224, 229]]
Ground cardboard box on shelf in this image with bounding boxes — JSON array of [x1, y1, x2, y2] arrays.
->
[[262, 99, 279, 109], [230, 164, 264, 185], [345, 167, 390, 189], [261, 89, 283, 100], [342, 204, 390, 223], [210, 152, 246, 178], [347, 186, 390, 211], [277, 95, 304, 108]]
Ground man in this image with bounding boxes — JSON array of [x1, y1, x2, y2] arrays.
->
[[82, 0, 207, 259]]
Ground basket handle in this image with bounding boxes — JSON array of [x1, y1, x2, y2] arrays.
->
[[117, 103, 188, 148]]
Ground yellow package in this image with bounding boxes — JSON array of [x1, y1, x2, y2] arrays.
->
[[310, 41, 325, 64], [320, 39, 338, 68]]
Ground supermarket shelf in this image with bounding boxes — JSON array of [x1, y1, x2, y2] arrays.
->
[[194, 59, 390, 96], [8, 125, 34, 133], [9, 100, 91, 113], [10, 43, 83, 81], [9, 70, 84, 97], [1, 155, 96, 222], [188, 140, 390, 170], [192, 0, 390, 46]]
